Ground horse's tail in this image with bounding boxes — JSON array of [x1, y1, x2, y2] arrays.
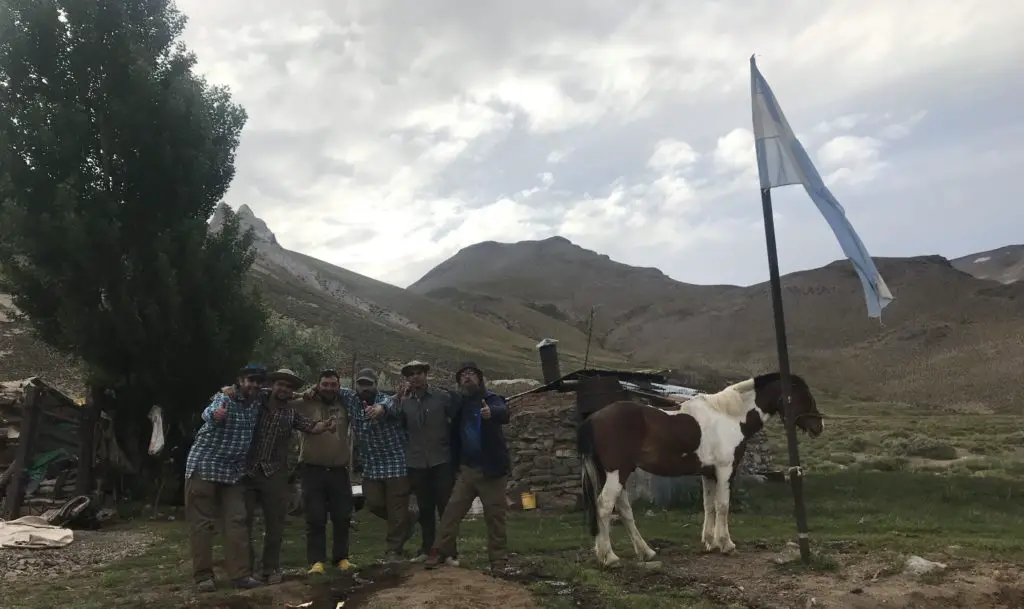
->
[[577, 416, 606, 538]]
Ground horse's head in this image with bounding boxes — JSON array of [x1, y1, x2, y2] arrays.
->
[[753, 372, 824, 438]]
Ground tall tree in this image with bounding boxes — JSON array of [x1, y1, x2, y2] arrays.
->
[[0, 0, 266, 457]]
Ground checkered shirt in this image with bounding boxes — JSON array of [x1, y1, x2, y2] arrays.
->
[[247, 400, 318, 477], [185, 391, 261, 485], [342, 389, 407, 480]]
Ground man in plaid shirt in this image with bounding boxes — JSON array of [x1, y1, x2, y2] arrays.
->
[[184, 364, 268, 593], [244, 368, 334, 584]]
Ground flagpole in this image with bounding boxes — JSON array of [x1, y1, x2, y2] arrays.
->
[[759, 186, 812, 564]]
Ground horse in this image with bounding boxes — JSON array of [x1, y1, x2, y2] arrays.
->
[[576, 372, 824, 567]]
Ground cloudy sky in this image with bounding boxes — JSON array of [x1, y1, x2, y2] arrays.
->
[[176, 0, 1024, 289]]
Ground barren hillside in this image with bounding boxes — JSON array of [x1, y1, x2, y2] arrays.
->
[[951, 244, 1024, 284], [0, 207, 627, 392], [409, 236, 739, 346], [412, 239, 1024, 413]]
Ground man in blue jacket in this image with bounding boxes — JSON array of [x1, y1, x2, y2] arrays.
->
[[424, 361, 511, 573]]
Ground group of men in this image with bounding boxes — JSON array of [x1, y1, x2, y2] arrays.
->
[[183, 359, 512, 592]]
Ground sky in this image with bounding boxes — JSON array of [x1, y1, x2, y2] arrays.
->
[[175, 0, 1024, 289]]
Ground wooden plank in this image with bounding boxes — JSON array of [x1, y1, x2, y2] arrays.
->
[[75, 386, 101, 496], [2, 385, 42, 519]]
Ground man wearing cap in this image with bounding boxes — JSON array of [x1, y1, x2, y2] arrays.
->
[[425, 361, 512, 573], [184, 364, 268, 592], [394, 360, 461, 564], [301, 367, 410, 564], [293, 368, 357, 576], [244, 368, 335, 584]]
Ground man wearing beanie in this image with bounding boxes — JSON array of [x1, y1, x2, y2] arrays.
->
[[425, 361, 512, 573]]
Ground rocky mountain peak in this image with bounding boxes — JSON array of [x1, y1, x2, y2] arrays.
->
[[210, 203, 278, 246]]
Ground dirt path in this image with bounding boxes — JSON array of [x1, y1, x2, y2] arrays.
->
[[363, 568, 538, 608]]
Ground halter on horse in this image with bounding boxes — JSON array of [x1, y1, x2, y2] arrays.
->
[[576, 372, 824, 567]]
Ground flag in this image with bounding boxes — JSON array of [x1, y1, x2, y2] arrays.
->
[[750, 55, 894, 319]]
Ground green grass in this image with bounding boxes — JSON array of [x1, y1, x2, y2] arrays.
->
[[5, 471, 1024, 609], [767, 398, 1024, 478]]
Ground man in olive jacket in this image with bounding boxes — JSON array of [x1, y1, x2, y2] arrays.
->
[[393, 360, 461, 563]]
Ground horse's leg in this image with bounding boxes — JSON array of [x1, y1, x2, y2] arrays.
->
[[614, 488, 656, 561], [712, 465, 736, 554], [700, 475, 718, 551], [594, 470, 623, 566]]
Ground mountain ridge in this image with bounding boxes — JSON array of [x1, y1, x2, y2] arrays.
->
[[410, 235, 1024, 413]]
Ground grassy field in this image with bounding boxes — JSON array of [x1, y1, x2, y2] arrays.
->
[[768, 398, 1024, 479], [3, 468, 1024, 609]]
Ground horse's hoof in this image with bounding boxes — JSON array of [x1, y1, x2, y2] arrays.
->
[[643, 548, 657, 561], [720, 540, 737, 555], [702, 542, 717, 553], [602, 555, 621, 568]]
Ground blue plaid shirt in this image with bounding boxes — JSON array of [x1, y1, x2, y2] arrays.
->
[[185, 391, 261, 485], [340, 389, 407, 480]]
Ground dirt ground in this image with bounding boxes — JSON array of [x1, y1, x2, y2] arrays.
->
[[364, 568, 538, 608], [162, 549, 1024, 609], [579, 538, 1024, 609]]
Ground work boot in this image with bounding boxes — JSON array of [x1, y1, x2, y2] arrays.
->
[[232, 576, 263, 589], [381, 551, 403, 564], [307, 562, 326, 575], [196, 579, 216, 593], [409, 551, 429, 563], [264, 570, 282, 585], [337, 559, 355, 571], [424, 549, 442, 570]]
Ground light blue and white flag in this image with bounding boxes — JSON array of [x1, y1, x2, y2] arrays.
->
[[750, 55, 893, 319]]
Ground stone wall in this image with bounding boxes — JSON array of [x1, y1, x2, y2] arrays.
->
[[506, 392, 581, 510], [505, 391, 776, 511]]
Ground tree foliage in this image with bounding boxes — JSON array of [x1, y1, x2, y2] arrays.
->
[[0, 0, 266, 436], [251, 313, 344, 385]]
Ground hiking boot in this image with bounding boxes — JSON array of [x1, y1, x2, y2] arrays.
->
[[409, 551, 429, 563], [196, 579, 216, 593], [263, 570, 282, 585], [424, 550, 442, 570], [337, 559, 354, 571], [231, 576, 263, 589], [445, 556, 460, 567], [307, 562, 326, 575], [381, 551, 403, 564]]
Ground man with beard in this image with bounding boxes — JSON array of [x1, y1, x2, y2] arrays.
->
[[244, 369, 334, 584], [393, 360, 460, 564], [424, 362, 512, 573], [302, 367, 410, 564], [293, 369, 358, 575], [184, 364, 268, 592]]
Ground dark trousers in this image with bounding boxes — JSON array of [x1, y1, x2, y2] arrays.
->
[[408, 463, 456, 555], [300, 463, 353, 565], [184, 476, 250, 583], [244, 468, 290, 576]]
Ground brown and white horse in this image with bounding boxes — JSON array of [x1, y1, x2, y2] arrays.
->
[[576, 372, 824, 567]]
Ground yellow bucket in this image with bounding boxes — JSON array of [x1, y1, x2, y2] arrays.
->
[[520, 491, 537, 510]]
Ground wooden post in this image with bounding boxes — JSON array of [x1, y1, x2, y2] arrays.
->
[[74, 386, 102, 496], [3, 384, 43, 520]]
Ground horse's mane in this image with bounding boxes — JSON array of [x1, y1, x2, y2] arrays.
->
[[691, 378, 755, 418]]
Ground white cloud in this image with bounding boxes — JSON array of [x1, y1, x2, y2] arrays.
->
[[173, 0, 1024, 288]]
